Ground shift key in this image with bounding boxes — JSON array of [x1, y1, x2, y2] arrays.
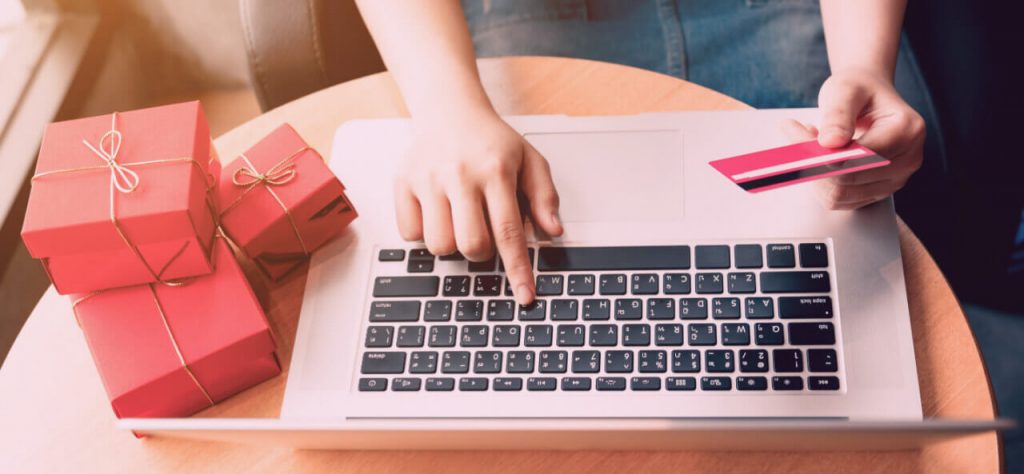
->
[[361, 352, 406, 374], [373, 276, 440, 297], [760, 271, 830, 293]]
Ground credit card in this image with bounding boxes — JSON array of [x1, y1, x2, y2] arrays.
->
[[709, 140, 890, 193]]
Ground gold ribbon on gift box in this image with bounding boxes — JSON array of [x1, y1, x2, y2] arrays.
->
[[220, 146, 313, 255], [31, 112, 217, 286]]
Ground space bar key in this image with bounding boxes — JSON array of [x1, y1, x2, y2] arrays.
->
[[537, 246, 692, 271]]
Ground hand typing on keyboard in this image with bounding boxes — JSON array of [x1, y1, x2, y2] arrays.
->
[[393, 108, 563, 306]]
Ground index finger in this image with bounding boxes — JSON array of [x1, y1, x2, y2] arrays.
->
[[484, 180, 534, 306]]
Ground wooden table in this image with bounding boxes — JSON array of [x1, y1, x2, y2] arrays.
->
[[0, 57, 1001, 473]]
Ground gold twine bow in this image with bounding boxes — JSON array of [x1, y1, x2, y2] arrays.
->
[[72, 287, 216, 408], [32, 112, 215, 286], [221, 147, 312, 255]]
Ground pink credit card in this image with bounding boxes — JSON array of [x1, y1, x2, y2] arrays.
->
[[709, 140, 890, 193]]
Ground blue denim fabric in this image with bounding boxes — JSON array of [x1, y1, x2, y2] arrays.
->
[[461, 0, 945, 168]]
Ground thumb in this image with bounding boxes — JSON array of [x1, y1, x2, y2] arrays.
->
[[817, 77, 871, 148], [780, 119, 818, 143], [520, 142, 563, 236]]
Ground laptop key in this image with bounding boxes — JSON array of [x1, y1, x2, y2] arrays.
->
[[441, 351, 470, 373], [631, 377, 661, 391], [539, 351, 568, 373], [487, 300, 516, 321], [527, 377, 558, 391], [647, 298, 675, 320], [789, 322, 836, 345], [589, 324, 618, 346], [695, 273, 724, 294], [739, 349, 769, 373], [572, 350, 601, 373], [455, 300, 484, 321], [701, 376, 732, 391], [443, 276, 471, 297], [799, 243, 829, 268], [361, 352, 406, 374], [358, 378, 387, 392], [808, 349, 839, 372], [536, 275, 564, 296], [596, 377, 628, 391], [734, 244, 763, 269], [518, 300, 547, 321], [671, 350, 701, 373], [679, 298, 708, 319], [808, 376, 841, 391], [615, 299, 643, 320], [425, 377, 455, 391], [655, 324, 684, 346], [766, 244, 796, 268], [459, 377, 489, 391], [666, 377, 697, 391], [507, 351, 536, 373], [396, 326, 426, 347], [582, 299, 611, 320], [773, 349, 804, 372], [373, 276, 439, 298], [705, 350, 734, 373], [663, 273, 692, 294], [468, 256, 497, 272], [557, 325, 586, 346], [737, 376, 768, 391], [407, 259, 434, 273], [605, 350, 634, 373], [760, 271, 831, 293], [712, 297, 741, 319], [409, 351, 438, 374], [623, 324, 651, 346], [428, 325, 457, 347], [365, 326, 394, 348], [745, 297, 774, 319], [474, 275, 503, 296], [599, 274, 627, 295], [424, 300, 452, 321], [562, 377, 592, 391], [538, 246, 690, 271], [438, 251, 465, 261], [568, 274, 596, 295], [638, 350, 668, 373], [727, 272, 757, 294], [492, 325, 521, 347], [779, 296, 833, 319], [631, 274, 659, 294], [721, 323, 751, 346], [473, 351, 503, 373], [392, 377, 421, 392], [460, 325, 488, 347], [772, 376, 804, 391], [695, 245, 730, 269], [378, 249, 405, 262], [369, 301, 420, 322], [524, 325, 553, 347], [551, 299, 579, 321], [494, 377, 524, 391], [755, 323, 785, 345], [688, 324, 717, 346]]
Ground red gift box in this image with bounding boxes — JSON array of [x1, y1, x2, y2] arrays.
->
[[217, 124, 356, 280], [22, 101, 220, 294], [71, 239, 280, 418]]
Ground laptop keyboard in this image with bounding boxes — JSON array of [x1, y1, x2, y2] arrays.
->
[[358, 243, 843, 394]]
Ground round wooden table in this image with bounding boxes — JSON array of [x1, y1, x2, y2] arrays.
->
[[0, 57, 1001, 473]]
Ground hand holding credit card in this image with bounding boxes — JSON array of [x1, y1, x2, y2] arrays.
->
[[710, 140, 890, 193]]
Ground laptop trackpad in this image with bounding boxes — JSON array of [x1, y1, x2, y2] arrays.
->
[[525, 130, 685, 224]]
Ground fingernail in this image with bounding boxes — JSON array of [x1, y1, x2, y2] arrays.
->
[[550, 212, 561, 229], [516, 284, 534, 305]]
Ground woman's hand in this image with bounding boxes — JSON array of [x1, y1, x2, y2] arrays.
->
[[394, 107, 563, 305], [785, 68, 925, 210]]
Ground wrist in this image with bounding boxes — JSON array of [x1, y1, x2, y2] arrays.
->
[[829, 64, 894, 84]]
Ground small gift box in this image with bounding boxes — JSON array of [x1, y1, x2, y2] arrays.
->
[[21, 101, 220, 294], [72, 238, 280, 418], [217, 124, 357, 280]]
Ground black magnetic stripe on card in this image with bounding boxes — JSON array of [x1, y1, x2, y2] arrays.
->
[[737, 154, 886, 191]]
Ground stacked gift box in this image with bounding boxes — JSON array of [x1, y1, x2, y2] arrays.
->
[[20, 101, 357, 419]]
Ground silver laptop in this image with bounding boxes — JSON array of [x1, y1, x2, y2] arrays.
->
[[122, 110, 1011, 448]]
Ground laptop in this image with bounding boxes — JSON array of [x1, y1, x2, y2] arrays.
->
[[122, 109, 1011, 448]]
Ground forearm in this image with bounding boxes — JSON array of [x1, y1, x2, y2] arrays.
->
[[820, 0, 906, 80], [354, 0, 492, 119]]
